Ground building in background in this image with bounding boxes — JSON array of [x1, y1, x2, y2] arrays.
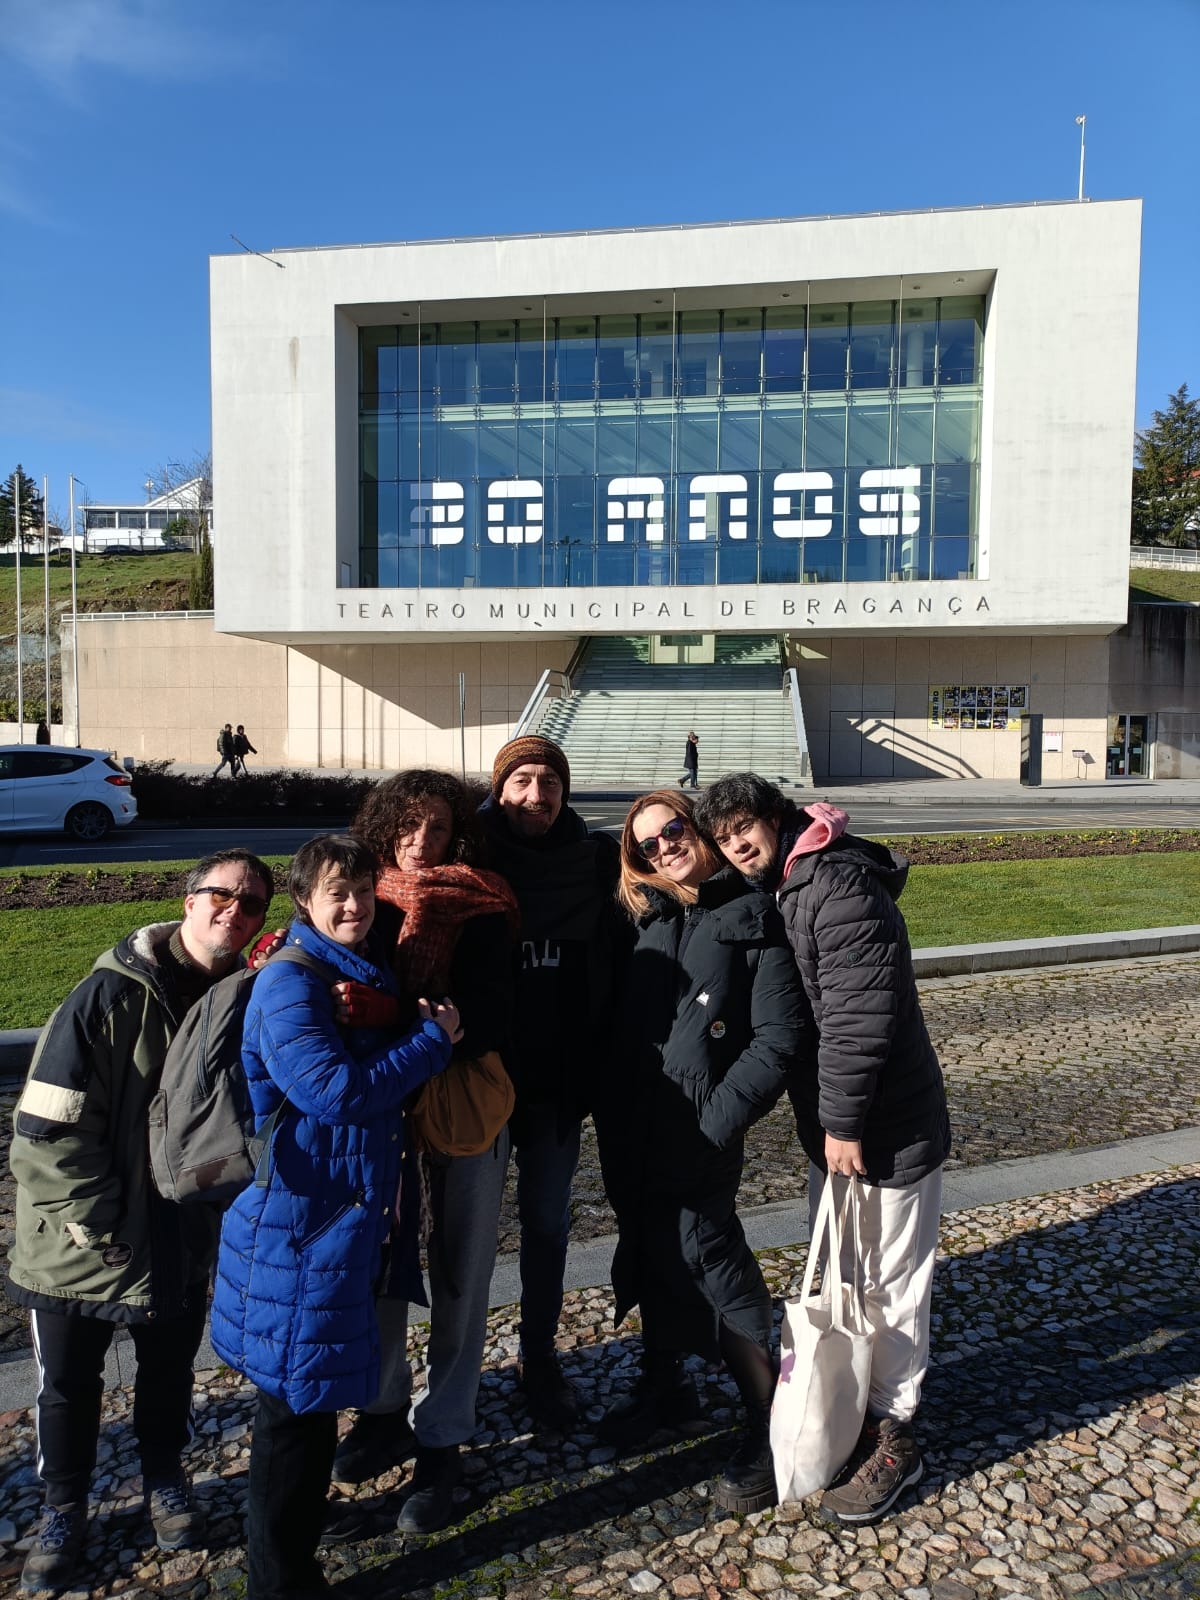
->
[[68, 199, 1195, 780], [76, 480, 211, 553]]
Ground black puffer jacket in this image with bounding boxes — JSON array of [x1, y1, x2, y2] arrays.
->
[[776, 834, 950, 1187], [597, 869, 810, 1336]]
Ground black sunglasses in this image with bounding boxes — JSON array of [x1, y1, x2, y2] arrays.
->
[[634, 816, 690, 861], [193, 885, 270, 918]]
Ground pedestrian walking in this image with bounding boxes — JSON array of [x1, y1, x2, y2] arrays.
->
[[213, 724, 237, 778], [681, 731, 700, 789], [232, 725, 257, 776]]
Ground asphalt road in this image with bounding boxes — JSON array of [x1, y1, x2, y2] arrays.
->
[[3, 798, 1199, 868]]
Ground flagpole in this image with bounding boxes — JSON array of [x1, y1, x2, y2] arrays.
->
[[15, 473, 24, 740], [1075, 114, 1086, 202], [43, 475, 51, 730], [69, 474, 80, 745]]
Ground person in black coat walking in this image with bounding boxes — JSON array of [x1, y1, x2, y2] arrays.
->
[[697, 772, 951, 1527], [680, 731, 699, 789], [594, 788, 810, 1515]]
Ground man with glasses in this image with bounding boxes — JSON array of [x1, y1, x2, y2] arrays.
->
[[8, 849, 273, 1593]]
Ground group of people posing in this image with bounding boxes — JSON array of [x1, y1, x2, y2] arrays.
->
[[8, 734, 950, 1600]]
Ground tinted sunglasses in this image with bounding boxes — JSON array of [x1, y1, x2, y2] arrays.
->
[[634, 816, 690, 861], [193, 885, 270, 917]]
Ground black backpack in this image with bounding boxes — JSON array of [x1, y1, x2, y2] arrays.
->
[[148, 946, 339, 1205]]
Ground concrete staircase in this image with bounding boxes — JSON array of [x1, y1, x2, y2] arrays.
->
[[534, 635, 807, 788]]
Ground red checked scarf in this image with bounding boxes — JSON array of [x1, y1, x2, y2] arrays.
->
[[374, 863, 520, 995]]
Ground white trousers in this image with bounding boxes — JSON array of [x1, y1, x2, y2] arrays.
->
[[807, 1162, 942, 1424]]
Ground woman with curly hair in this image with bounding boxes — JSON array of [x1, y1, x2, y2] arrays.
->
[[594, 789, 809, 1515], [331, 769, 519, 1535]]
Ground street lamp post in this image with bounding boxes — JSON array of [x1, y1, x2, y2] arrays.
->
[[1075, 115, 1086, 202]]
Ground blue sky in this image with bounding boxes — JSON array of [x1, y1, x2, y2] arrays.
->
[[1, 0, 1196, 516]]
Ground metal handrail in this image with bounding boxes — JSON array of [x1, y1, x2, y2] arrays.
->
[[784, 668, 812, 784], [512, 668, 572, 738]]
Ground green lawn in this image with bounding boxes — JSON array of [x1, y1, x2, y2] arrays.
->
[[1129, 565, 1200, 605], [0, 550, 193, 614], [1, 852, 1197, 1029]]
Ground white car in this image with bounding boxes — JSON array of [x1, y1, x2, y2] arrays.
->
[[0, 744, 139, 841]]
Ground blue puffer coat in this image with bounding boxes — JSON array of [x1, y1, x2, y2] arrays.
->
[[210, 919, 451, 1414]]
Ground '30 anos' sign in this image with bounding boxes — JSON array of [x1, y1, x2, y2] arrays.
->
[[410, 468, 922, 546]]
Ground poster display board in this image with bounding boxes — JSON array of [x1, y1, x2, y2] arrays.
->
[[928, 684, 1028, 732]]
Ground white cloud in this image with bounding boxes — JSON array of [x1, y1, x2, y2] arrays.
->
[[0, 0, 237, 88]]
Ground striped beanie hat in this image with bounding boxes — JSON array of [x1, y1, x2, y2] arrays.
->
[[491, 736, 571, 801]]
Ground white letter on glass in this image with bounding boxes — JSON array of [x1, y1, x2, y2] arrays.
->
[[409, 482, 465, 546], [605, 476, 666, 543], [771, 471, 833, 539], [486, 480, 544, 545], [858, 468, 920, 537], [688, 474, 748, 541]]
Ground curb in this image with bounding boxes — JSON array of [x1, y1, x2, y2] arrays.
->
[[4, 927, 1198, 1077]]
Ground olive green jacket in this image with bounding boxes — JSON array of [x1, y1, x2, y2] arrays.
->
[[7, 923, 221, 1323]]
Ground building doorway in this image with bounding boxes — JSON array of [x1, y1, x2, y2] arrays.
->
[[1106, 714, 1152, 778]]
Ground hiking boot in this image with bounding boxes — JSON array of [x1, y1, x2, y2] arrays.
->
[[713, 1405, 776, 1515], [517, 1351, 580, 1430], [331, 1410, 417, 1486], [596, 1360, 701, 1450], [144, 1469, 205, 1551], [395, 1444, 463, 1536], [817, 1417, 924, 1525], [20, 1502, 88, 1593]]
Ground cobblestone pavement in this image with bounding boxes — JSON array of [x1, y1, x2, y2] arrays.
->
[[1, 1164, 1197, 1599], [2, 955, 1200, 1360]]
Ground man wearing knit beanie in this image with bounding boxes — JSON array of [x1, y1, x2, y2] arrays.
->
[[490, 736, 572, 829], [478, 735, 624, 1428]]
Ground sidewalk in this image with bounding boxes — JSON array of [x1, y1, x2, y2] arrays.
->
[[1, 1133, 1198, 1599]]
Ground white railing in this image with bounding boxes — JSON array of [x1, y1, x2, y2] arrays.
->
[[784, 669, 812, 783], [73, 610, 216, 622], [512, 668, 572, 738], [1129, 547, 1200, 570]]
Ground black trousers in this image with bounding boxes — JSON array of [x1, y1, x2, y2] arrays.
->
[[31, 1291, 207, 1505], [246, 1388, 337, 1600]]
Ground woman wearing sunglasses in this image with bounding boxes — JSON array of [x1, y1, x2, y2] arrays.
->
[[595, 790, 810, 1516]]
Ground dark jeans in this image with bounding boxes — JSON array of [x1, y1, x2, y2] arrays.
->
[[31, 1292, 207, 1505], [512, 1106, 582, 1356], [246, 1388, 336, 1600]]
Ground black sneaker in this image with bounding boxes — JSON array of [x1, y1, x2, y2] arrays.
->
[[817, 1417, 924, 1525], [596, 1369, 701, 1450], [395, 1444, 463, 1536], [517, 1351, 581, 1430], [713, 1408, 776, 1515], [20, 1502, 88, 1593], [144, 1470, 205, 1551], [332, 1411, 417, 1486]]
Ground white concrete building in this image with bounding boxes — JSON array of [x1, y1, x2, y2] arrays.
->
[[75, 200, 1173, 780]]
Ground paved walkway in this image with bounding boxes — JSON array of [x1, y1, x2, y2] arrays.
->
[[2, 953, 1199, 1598]]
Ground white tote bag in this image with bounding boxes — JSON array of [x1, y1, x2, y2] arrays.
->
[[771, 1174, 873, 1504]]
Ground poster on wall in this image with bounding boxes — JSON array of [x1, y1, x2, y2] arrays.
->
[[928, 684, 1029, 731]]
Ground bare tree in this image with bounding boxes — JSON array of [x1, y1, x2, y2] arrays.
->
[[144, 449, 213, 551]]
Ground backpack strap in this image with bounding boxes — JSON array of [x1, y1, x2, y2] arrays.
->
[[251, 944, 351, 1186]]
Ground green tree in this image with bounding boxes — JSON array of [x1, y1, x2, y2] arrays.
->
[[0, 465, 46, 552], [189, 529, 214, 608], [1132, 384, 1200, 547]]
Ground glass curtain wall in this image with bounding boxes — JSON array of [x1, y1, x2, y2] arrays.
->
[[360, 296, 983, 588]]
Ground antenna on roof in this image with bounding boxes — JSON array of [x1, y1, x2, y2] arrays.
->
[[230, 234, 285, 269]]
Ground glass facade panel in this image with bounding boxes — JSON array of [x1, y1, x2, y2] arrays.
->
[[359, 295, 983, 589]]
